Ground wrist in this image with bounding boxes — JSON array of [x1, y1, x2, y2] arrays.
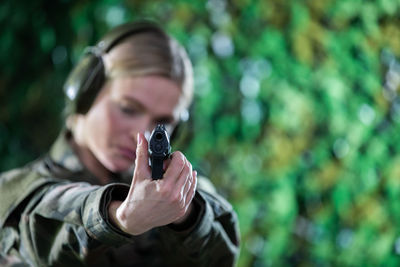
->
[[169, 200, 199, 231], [108, 200, 127, 232], [108, 200, 150, 236], [173, 203, 194, 224]]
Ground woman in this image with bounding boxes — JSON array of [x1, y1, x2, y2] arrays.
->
[[0, 21, 239, 266]]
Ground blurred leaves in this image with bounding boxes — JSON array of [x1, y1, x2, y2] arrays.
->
[[1, 0, 400, 266]]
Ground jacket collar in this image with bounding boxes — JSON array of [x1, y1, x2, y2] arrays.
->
[[49, 130, 86, 174]]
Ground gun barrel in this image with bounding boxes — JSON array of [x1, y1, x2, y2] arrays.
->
[[148, 124, 171, 179]]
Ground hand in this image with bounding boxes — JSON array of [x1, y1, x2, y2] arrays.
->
[[108, 133, 197, 235]]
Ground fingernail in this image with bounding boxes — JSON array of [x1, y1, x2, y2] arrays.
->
[[137, 133, 142, 147]]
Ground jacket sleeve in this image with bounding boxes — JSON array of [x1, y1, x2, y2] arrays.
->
[[1, 166, 240, 267], [156, 177, 240, 267], [4, 178, 132, 267]]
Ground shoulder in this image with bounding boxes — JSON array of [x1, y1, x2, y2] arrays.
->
[[0, 157, 55, 186], [0, 158, 57, 228], [1, 159, 42, 185]]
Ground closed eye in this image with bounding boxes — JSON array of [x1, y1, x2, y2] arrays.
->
[[120, 105, 140, 116]]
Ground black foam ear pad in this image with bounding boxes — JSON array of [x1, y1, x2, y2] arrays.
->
[[170, 119, 194, 148], [64, 50, 105, 114]]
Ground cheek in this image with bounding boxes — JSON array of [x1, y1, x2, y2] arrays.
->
[[106, 108, 124, 139], [86, 102, 120, 149]]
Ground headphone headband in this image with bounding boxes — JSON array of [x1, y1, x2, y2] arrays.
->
[[97, 21, 166, 53]]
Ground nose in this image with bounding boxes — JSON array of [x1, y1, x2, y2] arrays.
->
[[129, 115, 155, 139]]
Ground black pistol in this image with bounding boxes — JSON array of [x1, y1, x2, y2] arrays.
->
[[148, 124, 171, 179]]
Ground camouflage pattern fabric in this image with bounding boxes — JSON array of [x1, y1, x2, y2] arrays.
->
[[0, 131, 240, 266]]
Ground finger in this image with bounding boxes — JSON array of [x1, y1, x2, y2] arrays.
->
[[183, 170, 197, 207], [134, 132, 151, 180], [164, 151, 186, 182], [179, 161, 193, 196], [163, 157, 172, 172], [176, 157, 192, 189], [164, 157, 190, 204]]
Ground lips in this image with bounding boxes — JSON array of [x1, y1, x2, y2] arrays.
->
[[118, 146, 136, 160]]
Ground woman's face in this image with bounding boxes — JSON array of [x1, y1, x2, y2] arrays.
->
[[78, 75, 182, 172]]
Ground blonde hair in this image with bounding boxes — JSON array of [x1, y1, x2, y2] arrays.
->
[[103, 31, 194, 112]]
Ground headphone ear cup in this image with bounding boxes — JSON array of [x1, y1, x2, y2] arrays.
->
[[63, 21, 165, 116], [63, 53, 105, 114], [170, 119, 193, 150]]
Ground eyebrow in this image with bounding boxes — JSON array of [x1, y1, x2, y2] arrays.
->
[[123, 96, 176, 124]]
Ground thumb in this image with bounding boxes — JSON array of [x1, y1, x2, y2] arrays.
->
[[134, 132, 151, 178]]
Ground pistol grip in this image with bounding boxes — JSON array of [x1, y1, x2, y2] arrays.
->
[[151, 156, 164, 180]]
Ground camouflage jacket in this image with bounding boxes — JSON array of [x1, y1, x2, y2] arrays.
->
[[0, 132, 240, 267]]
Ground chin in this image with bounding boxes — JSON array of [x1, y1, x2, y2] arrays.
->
[[106, 160, 134, 173]]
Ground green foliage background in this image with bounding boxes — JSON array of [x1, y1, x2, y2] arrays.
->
[[1, 0, 400, 266]]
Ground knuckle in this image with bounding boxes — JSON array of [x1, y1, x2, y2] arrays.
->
[[160, 188, 170, 198], [170, 194, 186, 210], [184, 162, 191, 173], [134, 169, 142, 178], [137, 148, 147, 158], [190, 181, 197, 195], [187, 162, 193, 171], [175, 159, 186, 171], [178, 208, 186, 218], [173, 152, 185, 166], [180, 198, 186, 209], [171, 192, 182, 204]]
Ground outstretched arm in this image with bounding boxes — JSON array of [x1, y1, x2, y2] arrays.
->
[[108, 133, 240, 266]]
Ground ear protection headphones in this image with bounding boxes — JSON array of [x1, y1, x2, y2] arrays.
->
[[63, 20, 167, 115]]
